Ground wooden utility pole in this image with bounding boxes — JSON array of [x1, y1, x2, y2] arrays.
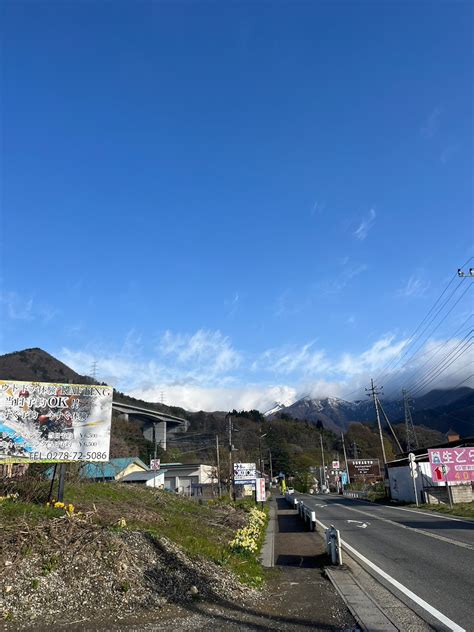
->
[[341, 432, 351, 485], [216, 434, 221, 497], [227, 415, 234, 499], [320, 434, 327, 490], [366, 379, 387, 466]]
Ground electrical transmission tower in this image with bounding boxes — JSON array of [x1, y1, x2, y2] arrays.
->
[[90, 360, 98, 381], [402, 389, 419, 452]]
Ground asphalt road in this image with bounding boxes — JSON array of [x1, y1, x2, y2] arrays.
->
[[293, 493, 474, 632]]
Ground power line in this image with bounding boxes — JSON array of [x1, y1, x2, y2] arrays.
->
[[376, 258, 473, 386], [383, 281, 473, 396], [414, 374, 474, 409], [406, 333, 473, 395], [410, 350, 473, 398]]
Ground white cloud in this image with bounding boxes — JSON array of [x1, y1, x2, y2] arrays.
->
[[396, 275, 430, 298], [0, 291, 58, 323], [317, 260, 368, 295], [160, 329, 240, 376], [0, 291, 34, 320], [130, 383, 299, 413], [354, 208, 376, 241], [421, 106, 442, 139], [336, 336, 409, 377], [254, 341, 330, 376], [56, 329, 473, 412]]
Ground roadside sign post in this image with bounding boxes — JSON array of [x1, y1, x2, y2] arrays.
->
[[442, 465, 453, 509], [256, 477, 266, 510], [150, 459, 160, 489], [408, 453, 419, 507]]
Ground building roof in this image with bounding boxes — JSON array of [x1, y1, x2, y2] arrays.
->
[[121, 470, 167, 482], [80, 457, 149, 479], [387, 436, 474, 467], [160, 462, 212, 469]]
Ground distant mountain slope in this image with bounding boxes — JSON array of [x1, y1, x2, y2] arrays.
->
[[267, 390, 473, 436], [0, 347, 188, 419], [0, 348, 90, 384]]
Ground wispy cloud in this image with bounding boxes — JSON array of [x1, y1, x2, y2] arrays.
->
[[311, 200, 325, 216], [317, 260, 368, 295], [160, 329, 241, 376], [0, 291, 34, 320], [396, 275, 430, 298], [440, 143, 459, 164], [225, 291, 240, 317], [0, 290, 58, 323], [353, 208, 376, 241], [420, 106, 442, 139]]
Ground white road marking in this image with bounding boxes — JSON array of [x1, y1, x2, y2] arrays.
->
[[347, 519, 370, 528], [334, 504, 474, 550], [313, 516, 465, 632], [385, 505, 474, 524]]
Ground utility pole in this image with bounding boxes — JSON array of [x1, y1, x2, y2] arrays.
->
[[352, 442, 359, 459], [216, 434, 221, 497], [320, 434, 327, 491], [227, 415, 234, 499], [403, 389, 419, 452], [366, 379, 387, 466], [341, 432, 351, 485], [268, 449, 273, 482]]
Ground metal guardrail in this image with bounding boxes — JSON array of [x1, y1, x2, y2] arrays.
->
[[342, 490, 368, 499], [284, 492, 316, 531], [325, 525, 343, 565], [285, 492, 342, 565]]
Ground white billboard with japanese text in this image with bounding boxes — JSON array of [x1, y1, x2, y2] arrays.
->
[[0, 380, 113, 462]]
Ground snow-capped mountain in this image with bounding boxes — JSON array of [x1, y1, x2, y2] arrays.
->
[[264, 389, 474, 435], [263, 399, 295, 418]]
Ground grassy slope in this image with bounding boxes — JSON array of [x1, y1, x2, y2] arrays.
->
[[409, 502, 474, 519], [0, 482, 267, 587]]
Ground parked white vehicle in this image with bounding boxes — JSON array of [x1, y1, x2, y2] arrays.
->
[[286, 487, 295, 494]]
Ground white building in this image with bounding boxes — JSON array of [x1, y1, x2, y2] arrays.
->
[[121, 469, 166, 488], [161, 463, 217, 495]]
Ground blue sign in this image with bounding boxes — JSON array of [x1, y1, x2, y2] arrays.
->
[[341, 471, 348, 485]]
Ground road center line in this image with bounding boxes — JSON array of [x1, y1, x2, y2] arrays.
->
[[331, 504, 474, 550], [313, 516, 465, 632]]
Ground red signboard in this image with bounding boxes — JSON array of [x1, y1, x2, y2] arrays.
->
[[428, 447, 474, 483]]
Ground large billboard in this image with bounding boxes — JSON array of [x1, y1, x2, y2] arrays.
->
[[428, 447, 474, 483], [0, 380, 113, 462], [347, 458, 381, 481]]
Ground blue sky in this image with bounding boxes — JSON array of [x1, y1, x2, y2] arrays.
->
[[1, 1, 472, 410]]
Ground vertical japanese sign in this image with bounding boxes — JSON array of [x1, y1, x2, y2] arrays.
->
[[428, 447, 474, 483], [256, 478, 266, 502], [0, 380, 113, 462]]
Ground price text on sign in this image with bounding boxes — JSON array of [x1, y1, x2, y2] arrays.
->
[[428, 447, 474, 483], [0, 380, 113, 463]]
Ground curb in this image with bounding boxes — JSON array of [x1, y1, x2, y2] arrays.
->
[[325, 566, 399, 631], [260, 499, 276, 567]]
